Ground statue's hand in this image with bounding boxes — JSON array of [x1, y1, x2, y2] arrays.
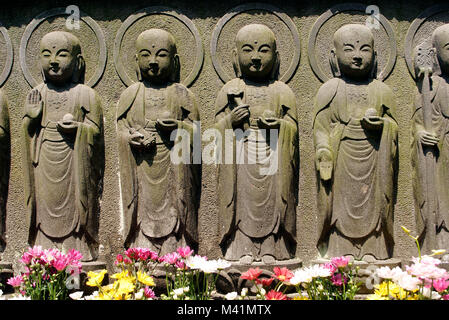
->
[[361, 116, 384, 131], [128, 129, 145, 149], [230, 104, 250, 126], [258, 116, 281, 129], [25, 89, 43, 119], [156, 118, 179, 132], [57, 114, 79, 134], [316, 148, 333, 181], [418, 130, 439, 147]]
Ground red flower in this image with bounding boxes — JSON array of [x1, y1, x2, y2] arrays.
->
[[241, 267, 262, 281], [273, 267, 293, 282], [256, 277, 274, 287], [265, 290, 288, 300]]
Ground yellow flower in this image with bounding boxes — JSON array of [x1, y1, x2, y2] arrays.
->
[[366, 294, 388, 300], [111, 270, 132, 280], [137, 271, 155, 287], [431, 249, 446, 256], [86, 269, 108, 287], [116, 278, 136, 296], [293, 296, 309, 300]]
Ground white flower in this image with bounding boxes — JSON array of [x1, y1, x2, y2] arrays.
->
[[200, 260, 219, 274], [376, 266, 404, 280], [290, 269, 313, 285], [422, 287, 441, 300], [395, 273, 421, 292], [69, 291, 84, 300], [305, 264, 332, 278], [135, 289, 144, 300], [8, 294, 31, 300], [84, 291, 99, 300], [241, 287, 248, 297], [185, 255, 209, 270], [225, 292, 238, 300], [412, 255, 441, 266], [214, 259, 231, 270], [183, 286, 190, 293], [173, 287, 185, 296]]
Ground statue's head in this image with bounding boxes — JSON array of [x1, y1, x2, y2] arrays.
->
[[331, 24, 377, 80], [40, 31, 85, 85], [233, 24, 279, 81], [135, 29, 180, 84], [432, 24, 449, 75]]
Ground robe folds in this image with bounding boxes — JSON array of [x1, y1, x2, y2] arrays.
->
[[215, 78, 298, 258], [313, 78, 398, 259], [0, 90, 9, 250], [23, 83, 104, 261], [411, 75, 449, 249], [117, 82, 200, 249]]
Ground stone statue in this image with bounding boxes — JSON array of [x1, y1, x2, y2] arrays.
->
[[0, 91, 9, 253], [215, 24, 298, 264], [411, 24, 449, 254], [117, 29, 200, 254], [22, 31, 104, 262], [313, 24, 398, 261]]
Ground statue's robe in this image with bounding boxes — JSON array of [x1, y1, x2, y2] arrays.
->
[[23, 83, 103, 261], [117, 82, 199, 254], [215, 78, 298, 261], [0, 90, 9, 251], [412, 75, 449, 251], [313, 78, 398, 260]]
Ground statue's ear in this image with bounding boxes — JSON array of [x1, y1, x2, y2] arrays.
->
[[72, 54, 85, 84], [41, 64, 47, 83], [135, 54, 142, 82], [330, 49, 341, 78], [232, 48, 242, 78], [431, 47, 442, 76], [170, 53, 181, 83], [270, 50, 280, 80], [370, 51, 378, 79]]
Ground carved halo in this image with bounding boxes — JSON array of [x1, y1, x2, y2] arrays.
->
[[210, 3, 301, 84], [113, 6, 204, 88], [404, 4, 449, 80], [308, 2, 397, 83], [19, 7, 107, 88], [0, 24, 13, 88]]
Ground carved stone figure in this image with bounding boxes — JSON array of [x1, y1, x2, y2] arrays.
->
[[0, 91, 9, 253], [22, 31, 104, 261], [215, 24, 298, 264], [412, 24, 449, 254], [117, 29, 200, 254], [313, 24, 398, 261]]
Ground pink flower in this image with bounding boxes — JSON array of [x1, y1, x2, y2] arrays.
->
[[115, 254, 124, 264], [273, 267, 294, 282], [7, 275, 23, 288], [433, 278, 449, 293], [265, 290, 288, 300], [331, 273, 347, 286], [149, 251, 159, 261], [323, 262, 337, 274], [159, 252, 181, 265], [51, 252, 69, 272], [443, 295, 449, 300], [331, 256, 351, 268], [21, 246, 43, 265], [256, 277, 274, 287], [177, 246, 194, 258], [144, 286, 155, 299], [175, 260, 187, 270], [241, 267, 262, 281]]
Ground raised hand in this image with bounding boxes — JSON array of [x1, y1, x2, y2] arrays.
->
[[230, 104, 250, 126], [25, 89, 43, 119]]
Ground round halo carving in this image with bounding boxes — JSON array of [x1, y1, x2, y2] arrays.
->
[[19, 7, 107, 88], [308, 2, 397, 83], [210, 3, 301, 84], [404, 4, 449, 80], [0, 24, 13, 88], [113, 6, 204, 87]]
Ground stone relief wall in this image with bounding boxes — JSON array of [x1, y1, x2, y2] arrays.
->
[[0, 0, 448, 276]]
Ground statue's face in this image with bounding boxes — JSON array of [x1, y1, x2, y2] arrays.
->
[[40, 33, 77, 84], [235, 25, 276, 81], [334, 26, 374, 80], [136, 31, 175, 84], [433, 27, 449, 75]]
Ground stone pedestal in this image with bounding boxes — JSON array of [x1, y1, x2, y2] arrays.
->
[[312, 258, 402, 294], [215, 258, 303, 295], [0, 262, 14, 294]]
